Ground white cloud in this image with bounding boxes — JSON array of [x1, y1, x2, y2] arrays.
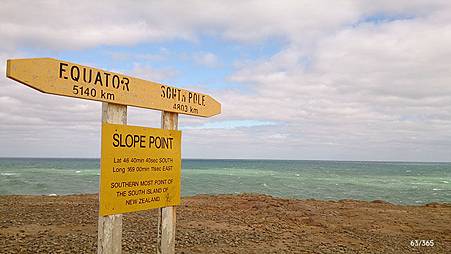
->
[[216, 7, 451, 160], [193, 52, 219, 68], [129, 64, 178, 82], [1, 1, 451, 161], [0, 0, 365, 49]]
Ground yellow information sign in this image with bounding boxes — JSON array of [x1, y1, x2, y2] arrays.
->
[[6, 58, 221, 117], [100, 123, 181, 216]]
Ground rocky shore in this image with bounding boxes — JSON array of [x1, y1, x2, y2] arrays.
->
[[0, 194, 450, 253]]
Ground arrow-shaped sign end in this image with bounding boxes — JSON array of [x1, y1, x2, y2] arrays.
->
[[5, 58, 50, 94], [5, 59, 28, 86], [208, 96, 222, 117], [6, 59, 13, 79]]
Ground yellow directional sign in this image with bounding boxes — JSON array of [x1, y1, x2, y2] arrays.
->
[[100, 123, 181, 216], [6, 58, 221, 117]]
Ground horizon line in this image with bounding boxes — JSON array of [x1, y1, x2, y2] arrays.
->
[[0, 157, 450, 164]]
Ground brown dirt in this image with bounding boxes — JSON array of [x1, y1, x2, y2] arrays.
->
[[0, 194, 450, 253]]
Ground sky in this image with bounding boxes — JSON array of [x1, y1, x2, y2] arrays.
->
[[0, 0, 450, 161]]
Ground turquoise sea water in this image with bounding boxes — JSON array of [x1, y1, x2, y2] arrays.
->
[[0, 158, 449, 205]]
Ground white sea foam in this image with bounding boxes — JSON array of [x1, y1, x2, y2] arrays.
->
[[432, 188, 442, 191], [48, 193, 57, 196], [1, 159, 449, 205], [1, 172, 17, 176]]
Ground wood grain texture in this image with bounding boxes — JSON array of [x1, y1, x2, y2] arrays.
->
[[98, 102, 127, 254], [158, 111, 178, 254]]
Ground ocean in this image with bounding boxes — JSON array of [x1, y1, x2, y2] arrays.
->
[[0, 158, 449, 205]]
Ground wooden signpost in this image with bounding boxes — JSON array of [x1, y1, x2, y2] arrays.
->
[[7, 58, 221, 117], [6, 57, 221, 254]]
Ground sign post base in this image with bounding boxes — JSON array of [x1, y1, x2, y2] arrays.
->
[[158, 111, 178, 254], [98, 102, 127, 254]]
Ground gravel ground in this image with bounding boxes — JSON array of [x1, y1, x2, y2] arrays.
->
[[0, 194, 450, 253]]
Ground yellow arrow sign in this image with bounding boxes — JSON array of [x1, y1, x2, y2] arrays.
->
[[6, 58, 221, 117]]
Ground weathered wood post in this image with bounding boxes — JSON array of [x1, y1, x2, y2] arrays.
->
[[98, 102, 127, 254], [158, 111, 178, 254]]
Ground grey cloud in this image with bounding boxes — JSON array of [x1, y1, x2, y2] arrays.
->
[[1, 1, 451, 161], [0, 0, 369, 50]]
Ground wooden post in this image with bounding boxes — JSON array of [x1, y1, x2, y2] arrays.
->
[[157, 111, 178, 254], [98, 102, 127, 254]]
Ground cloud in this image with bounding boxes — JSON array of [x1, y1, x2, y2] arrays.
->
[[129, 64, 178, 82], [1, 1, 451, 161], [183, 120, 277, 129], [193, 52, 220, 68], [0, 0, 368, 49], [1, 1, 450, 50], [216, 8, 451, 160]]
